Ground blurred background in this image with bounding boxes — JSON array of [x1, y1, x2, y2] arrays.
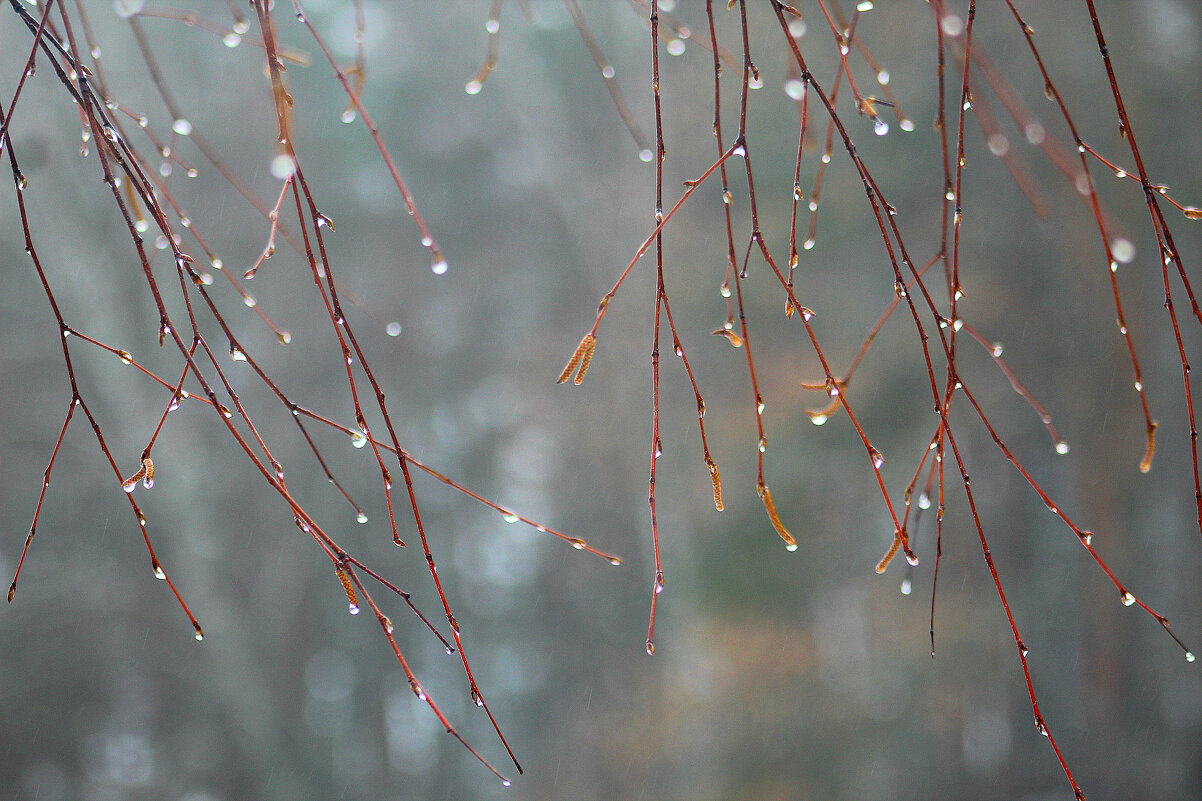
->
[[1, 1, 1200, 799]]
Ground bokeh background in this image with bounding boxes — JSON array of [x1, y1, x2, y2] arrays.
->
[[1, 1, 1201, 799]]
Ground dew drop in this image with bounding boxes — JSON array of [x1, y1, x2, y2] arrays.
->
[[645, 640, 656, 656], [810, 413, 828, 426], [464, 80, 483, 95], [1111, 237, 1135, 263], [114, 0, 145, 19], [758, 436, 767, 453], [1121, 591, 1135, 607], [905, 552, 920, 567], [348, 603, 361, 615], [223, 32, 241, 47], [385, 321, 402, 337], [638, 149, 654, 163], [1081, 531, 1093, 546], [1055, 440, 1070, 455], [356, 512, 368, 524], [654, 572, 665, 594], [900, 578, 911, 595], [270, 153, 296, 179], [172, 118, 192, 136], [340, 108, 356, 124], [351, 433, 368, 449], [431, 259, 449, 275], [871, 449, 885, 469], [873, 119, 889, 136], [153, 563, 166, 580], [1187, 651, 1196, 663], [502, 512, 519, 523], [601, 65, 616, 79], [719, 281, 731, 298], [666, 38, 686, 56]]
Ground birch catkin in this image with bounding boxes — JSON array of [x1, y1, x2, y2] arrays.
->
[[758, 483, 797, 550], [557, 334, 598, 385]]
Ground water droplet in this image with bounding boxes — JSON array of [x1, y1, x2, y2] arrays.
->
[[571, 539, 585, 550], [1134, 380, 1143, 392], [720, 282, 731, 298], [348, 603, 360, 615], [810, 413, 827, 426], [351, 433, 368, 449], [431, 258, 448, 275], [118, 350, 133, 365], [244, 295, 257, 308], [464, 79, 483, 95], [1187, 651, 1196, 663], [172, 118, 192, 136], [502, 512, 519, 523], [340, 108, 356, 124], [871, 449, 885, 469], [905, 552, 920, 567], [609, 558, 622, 566], [270, 153, 296, 179], [1019, 641, 1030, 657], [355, 512, 368, 524], [1112, 238, 1135, 263], [223, 32, 241, 47], [666, 38, 686, 56], [115, 0, 145, 19], [654, 572, 665, 594], [757, 400, 766, 414], [918, 492, 931, 510], [229, 345, 246, 362], [758, 436, 767, 453], [873, 119, 889, 136], [1055, 441, 1070, 455], [645, 640, 656, 656], [1081, 532, 1093, 545], [1120, 591, 1135, 607], [638, 148, 653, 163], [900, 578, 912, 595], [153, 563, 166, 580], [601, 65, 616, 79]]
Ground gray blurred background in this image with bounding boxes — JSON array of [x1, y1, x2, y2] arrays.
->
[[1, 1, 1201, 799]]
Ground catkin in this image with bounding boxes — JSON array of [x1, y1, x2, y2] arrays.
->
[[121, 461, 146, 492], [758, 483, 797, 550], [1139, 422, 1157, 474], [574, 334, 597, 385], [706, 459, 724, 511], [336, 566, 359, 609], [557, 333, 598, 385], [875, 535, 902, 574]]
